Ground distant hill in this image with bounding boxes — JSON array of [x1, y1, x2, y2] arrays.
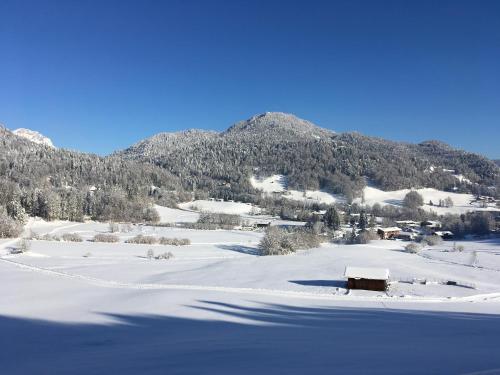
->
[[118, 112, 500, 201]]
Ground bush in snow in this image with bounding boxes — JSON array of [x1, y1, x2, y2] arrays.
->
[[93, 233, 120, 243], [355, 230, 379, 244], [421, 235, 443, 246], [62, 233, 83, 242], [26, 230, 40, 240], [143, 207, 160, 224], [126, 235, 158, 244], [259, 227, 296, 256], [197, 212, 241, 228], [0, 209, 23, 238], [109, 222, 119, 233], [403, 191, 424, 209], [155, 251, 174, 260], [291, 228, 321, 249], [15, 238, 31, 253], [120, 223, 134, 233], [258, 227, 321, 256], [158, 237, 191, 246], [40, 233, 61, 241], [146, 249, 155, 259], [405, 242, 421, 254]]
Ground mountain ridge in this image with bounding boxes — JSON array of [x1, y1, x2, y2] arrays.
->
[[12, 128, 55, 148], [118, 112, 500, 200]]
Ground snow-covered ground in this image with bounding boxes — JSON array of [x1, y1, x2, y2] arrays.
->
[[2, 217, 500, 374], [154, 205, 200, 223], [250, 174, 497, 213], [179, 200, 259, 215], [355, 186, 499, 215], [251, 174, 344, 205]]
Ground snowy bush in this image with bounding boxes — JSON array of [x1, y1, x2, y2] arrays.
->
[[158, 237, 191, 246], [120, 223, 133, 233], [197, 213, 241, 228], [143, 207, 160, 223], [0, 210, 23, 238], [291, 229, 321, 249], [126, 235, 158, 244], [421, 235, 443, 246], [26, 230, 40, 240], [259, 227, 320, 256], [405, 242, 421, 254], [62, 233, 83, 242], [15, 238, 31, 253], [109, 222, 119, 233], [155, 251, 174, 260], [40, 233, 61, 241], [403, 191, 424, 209], [93, 233, 120, 243], [355, 230, 379, 244], [146, 249, 155, 259]]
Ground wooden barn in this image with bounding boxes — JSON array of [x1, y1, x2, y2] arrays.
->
[[377, 227, 401, 239], [344, 267, 390, 291], [253, 220, 271, 229]]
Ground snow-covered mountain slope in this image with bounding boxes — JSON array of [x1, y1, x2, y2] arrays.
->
[[250, 174, 344, 205], [355, 186, 499, 215], [12, 128, 55, 148], [118, 112, 500, 196]]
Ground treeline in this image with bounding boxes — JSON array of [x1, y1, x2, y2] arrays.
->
[[441, 212, 497, 237], [0, 126, 183, 235]]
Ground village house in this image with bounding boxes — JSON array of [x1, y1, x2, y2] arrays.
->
[[395, 220, 420, 229], [344, 266, 390, 291], [421, 220, 442, 230], [377, 227, 401, 239], [253, 220, 271, 229], [397, 231, 417, 241], [433, 230, 454, 239]]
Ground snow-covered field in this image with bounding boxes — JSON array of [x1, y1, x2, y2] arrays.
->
[[2, 216, 500, 374], [250, 174, 498, 214], [178, 200, 258, 215], [251, 174, 344, 205], [356, 186, 499, 215]]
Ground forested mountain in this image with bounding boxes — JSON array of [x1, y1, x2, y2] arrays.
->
[[0, 125, 182, 224], [119, 112, 500, 201], [1, 112, 498, 231]]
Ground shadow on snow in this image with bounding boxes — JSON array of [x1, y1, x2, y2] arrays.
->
[[1, 301, 500, 374], [289, 279, 347, 288]]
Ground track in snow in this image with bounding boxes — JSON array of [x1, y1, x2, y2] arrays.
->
[[1, 257, 499, 303]]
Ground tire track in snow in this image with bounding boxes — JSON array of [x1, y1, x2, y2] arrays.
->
[[1, 257, 499, 303]]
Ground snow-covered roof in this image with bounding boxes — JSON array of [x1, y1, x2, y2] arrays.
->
[[434, 231, 453, 236], [378, 227, 401, 232], [344, 267, 390, 280]]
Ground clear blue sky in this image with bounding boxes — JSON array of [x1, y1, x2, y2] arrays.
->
[[1, 0, 499, 158]]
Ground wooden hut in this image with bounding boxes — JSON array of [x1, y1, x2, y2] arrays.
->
[[344, 267, 390, 291], [377, 227, 401, 239]]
